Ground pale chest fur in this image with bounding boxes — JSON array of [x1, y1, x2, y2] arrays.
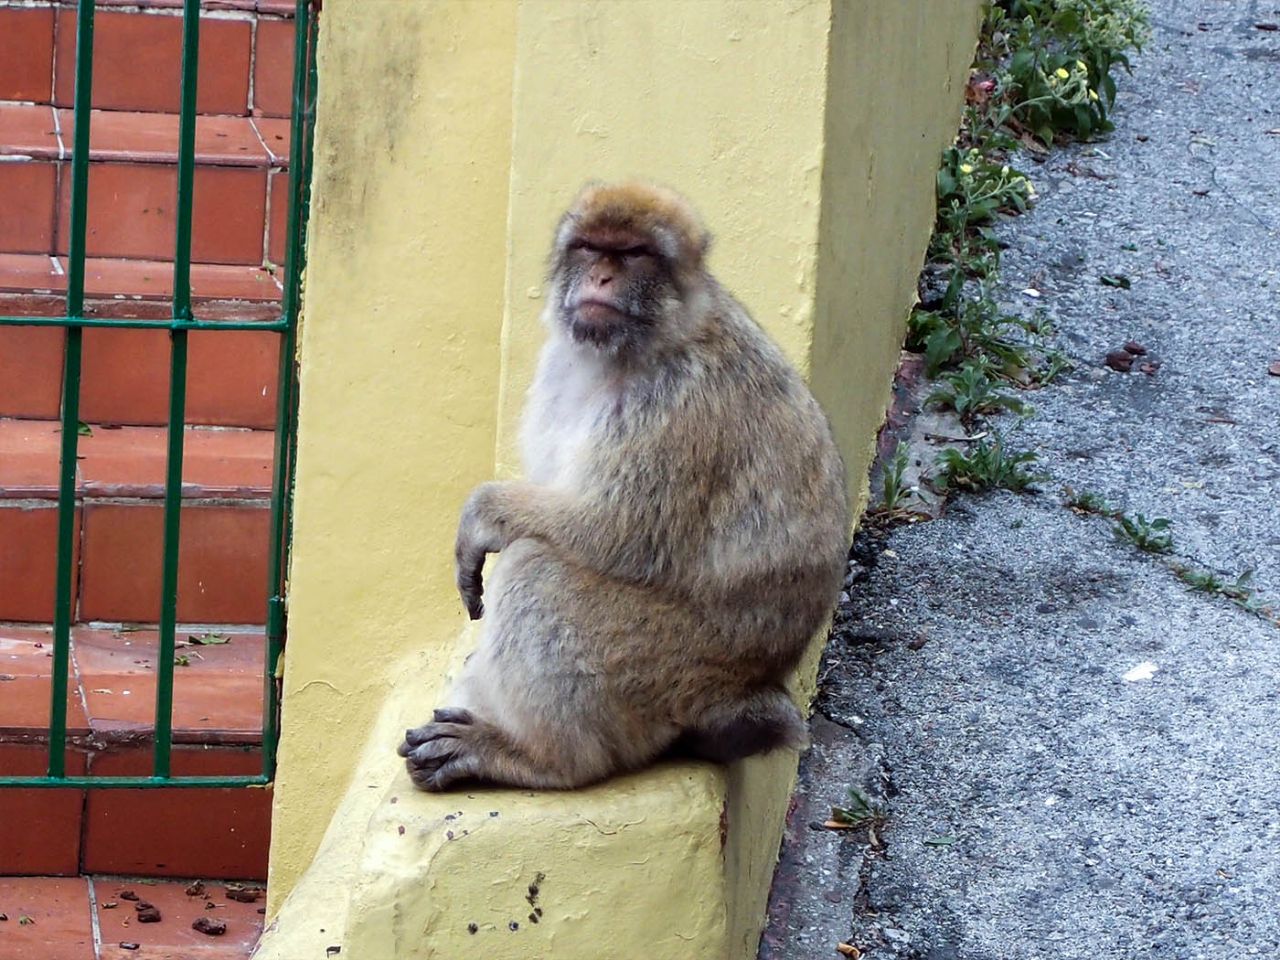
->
[[520, 338, 616, 490]]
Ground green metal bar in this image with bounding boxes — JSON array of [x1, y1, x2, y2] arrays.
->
[[65, 0, 95, 316], [151, 328, 187, 780], [281, 0, 314, 323], [152, 0, 202, 779], [172, 0, 201, 322], [0, 315, 288, 331], [262, 0, 317, 779], [46, 331, 81, 780], [0, 776, 271, 790], [47, 0, 98, 780]]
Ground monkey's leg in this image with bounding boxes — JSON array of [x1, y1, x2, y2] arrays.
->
[[675, 688, 808, 764], [403, 540, 691, 792]]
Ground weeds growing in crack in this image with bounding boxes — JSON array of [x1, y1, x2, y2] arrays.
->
[[876, 441, 913, 513], [890, 1, 1149, 506], [934, 431, 1047, 494], [1113, 512, 1174, 554], [831, 787, 888, 831], [1171, 566, 1279, 625], [1064, 486, 1119, 517], [1064, 488, 1279, 626]]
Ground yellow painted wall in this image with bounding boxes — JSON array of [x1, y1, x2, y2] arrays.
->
[[811, 2, 980, 516], [266, 0, 518, 907], [496, 0, 833, 473], [263, 0, 980, 954]]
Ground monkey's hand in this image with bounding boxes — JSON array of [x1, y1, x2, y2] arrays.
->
[[454, 482, 513, 620]]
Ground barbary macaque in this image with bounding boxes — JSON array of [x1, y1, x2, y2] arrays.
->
[[399, 181, 850, 791]]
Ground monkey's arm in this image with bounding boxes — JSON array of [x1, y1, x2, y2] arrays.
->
[[454, 480, 661, 619]]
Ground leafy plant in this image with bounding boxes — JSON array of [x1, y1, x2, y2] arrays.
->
[[1176, 567, 1224, 594], [987, 0, 1151, 144], [877, 441, 913, 513], [1113, 512, 1173, 554], [900, 0, 1147, 513], [831, 786, 888, 829], [928, 358, 1031, 425], [932, 146, 1035, 267], [908, 275, 1047, 379], [934, 432, 1045, 493], [1064, 487, 1117, 516]]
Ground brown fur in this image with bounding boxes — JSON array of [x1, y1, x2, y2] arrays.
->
[[399, 182, 850, 791]]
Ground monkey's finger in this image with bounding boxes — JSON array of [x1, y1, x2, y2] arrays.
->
[[456, 561, 485, 620], [407, 738, 459, 764], [402, 720, 470, 748], [433, 707, 474, 724]]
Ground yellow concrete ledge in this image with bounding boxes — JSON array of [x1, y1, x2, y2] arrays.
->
[[261, 2, 980, 957], [256, 636, 798, 959]]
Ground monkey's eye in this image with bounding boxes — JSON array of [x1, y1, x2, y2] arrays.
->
[[617, 246, 655, 259]]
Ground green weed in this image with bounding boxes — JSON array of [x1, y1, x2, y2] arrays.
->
[[831, 786, 888, 830], [934, 432, 1045, 493], [1113, 512, 1173, 554], [1064, 487, 1118, 517], [927, 358, 1031, 425], [877, 441, 913, 513]]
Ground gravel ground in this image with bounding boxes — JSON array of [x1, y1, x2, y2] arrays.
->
[[760, 2, 1280, 958]]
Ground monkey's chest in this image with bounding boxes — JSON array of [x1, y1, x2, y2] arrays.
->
[[524, 394, 611, 489]]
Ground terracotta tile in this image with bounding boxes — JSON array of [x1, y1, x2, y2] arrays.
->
[[188, 329, 282, 429], [258, 0, 298, 15], [55, 10, 252, 116], [0, 419, 65, 497], [0, 326, 65, 419], [0, 162, 58, 253], [72, 627, 266, 745], [253, 17, 295, 118], [78, 502, 270, 624], [55, 163, 269, 265], [85, 749, 272, 882], [0, 8, 55, 103], [0, 503, 80, 623], [265, 170, 289, 268], [250, 117, 291, 166], [0, 253, 65, 294], [0, 626, 90, 737], [0, 104, 60, 159], [57, 109, 272, 167], [51, 258, 282, 303], [80, 327, 280, 428], [77, 424, 275, 496], [0, 744, 87, 876], [0, 876, 95, 959], [90, 876, 267, 953]]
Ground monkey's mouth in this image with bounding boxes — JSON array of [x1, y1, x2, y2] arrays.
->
[[573, 299, 630, 325]]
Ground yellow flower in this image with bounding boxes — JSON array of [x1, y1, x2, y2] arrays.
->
[[960, 163, 974, 174], [1089, 89, 1099, 101], [1076, 60, 1088, 73], [1055, 67, 1070, 80]]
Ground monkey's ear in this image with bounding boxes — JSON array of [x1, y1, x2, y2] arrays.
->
[[553, 210, 580, 253], [693, 228, 712, 263]]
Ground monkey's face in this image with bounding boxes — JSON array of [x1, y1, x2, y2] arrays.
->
[[553, 227, 679, 355]]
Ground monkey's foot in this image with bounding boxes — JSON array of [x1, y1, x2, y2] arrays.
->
[[397, 707, 481, 792]]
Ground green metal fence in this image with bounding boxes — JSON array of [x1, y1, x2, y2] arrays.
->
[[0, 0, 318, 789]]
